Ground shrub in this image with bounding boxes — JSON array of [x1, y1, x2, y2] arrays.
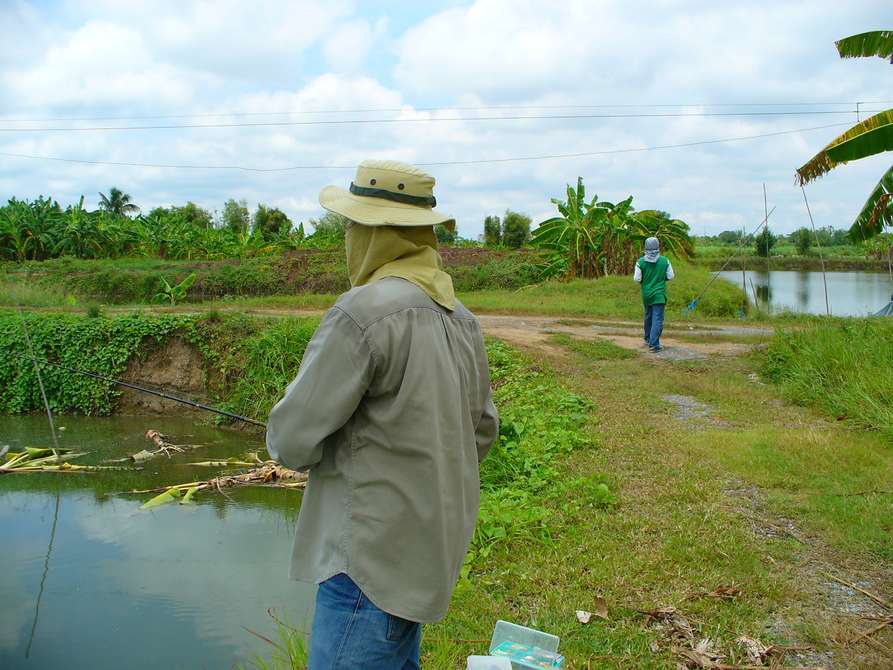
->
[[501, 210, 531, 248], [754, 228, 777, 257]]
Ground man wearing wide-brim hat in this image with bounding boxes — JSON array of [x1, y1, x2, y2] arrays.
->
[[267, 160, 500, 669]]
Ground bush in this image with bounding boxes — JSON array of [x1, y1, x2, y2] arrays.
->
[[794, 228, 812, 255], [754, 228, 777, 257], [502, 210, 531, 248]]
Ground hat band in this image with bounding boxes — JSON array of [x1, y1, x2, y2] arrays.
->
[[350, 182, 436, 207]]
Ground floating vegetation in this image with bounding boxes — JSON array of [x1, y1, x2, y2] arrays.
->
[[1, 446, 135, 473], [105, 429, 208, 464], [134, 462, 307, 509]]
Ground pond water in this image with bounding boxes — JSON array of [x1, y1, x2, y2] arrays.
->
[[0, 415, 313, 670], [717, 270, 893, 316]]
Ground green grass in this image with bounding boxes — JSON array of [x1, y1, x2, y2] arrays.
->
[[460, 261, 746, 320], [761, 318, 893, 440], [550, 332, 638, 359]]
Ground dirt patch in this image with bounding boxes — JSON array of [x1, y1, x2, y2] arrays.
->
[[118, 337, 208, 414], [662, 394, 714, 420], [483, 326, 568, 357]]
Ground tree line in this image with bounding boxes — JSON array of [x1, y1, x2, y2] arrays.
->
[[0, 188, 330, 262]]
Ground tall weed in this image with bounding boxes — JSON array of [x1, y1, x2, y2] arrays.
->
[[761, 319, 893, 439]]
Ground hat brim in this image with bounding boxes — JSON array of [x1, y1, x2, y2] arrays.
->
[[319, 185, 455, 231]]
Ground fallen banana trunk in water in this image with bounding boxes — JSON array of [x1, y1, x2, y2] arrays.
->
[[134, 462, 308, 509]]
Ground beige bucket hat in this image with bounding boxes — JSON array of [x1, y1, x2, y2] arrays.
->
[[319, 159, 455, 230]]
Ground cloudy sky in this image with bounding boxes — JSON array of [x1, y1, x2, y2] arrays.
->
[[1, 0, 891, 239]]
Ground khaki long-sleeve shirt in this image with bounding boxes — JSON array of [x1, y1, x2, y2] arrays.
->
[[266, 277, 499, 623]]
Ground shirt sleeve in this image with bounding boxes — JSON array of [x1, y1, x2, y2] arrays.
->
[[633, 263, 642, 283], [666, 261, 675, 280], [266, 307, 375, 472], [475, 388, 499, 463]]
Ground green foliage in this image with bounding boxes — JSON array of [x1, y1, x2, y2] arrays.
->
[[483, 215, 502, 246], [224, 318, 318, 422], [222, 198, 250, 234], [717, 229, 744, 245], [797, 31, 893, 239], [836, 30, 893, 61], [468, 340, 599, 565], [532, 177, 692, 279], [761, 319, 893, 440], [850, 164, 893, 240], [434, 223, 456, 245], [154, 272, 197, 305], [864, 232, 893, 266], [253, 204, 292, 237], [0, 311, 190, 414], [501, 209, 531, 248], [754, 227, 777, 257], [0, 195, 312, 262], [793, 228, 812, 255]]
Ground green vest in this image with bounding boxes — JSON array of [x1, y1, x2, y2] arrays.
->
[[638, 255, 669, 306]]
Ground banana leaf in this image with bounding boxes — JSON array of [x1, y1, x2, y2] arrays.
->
[[180, 486, 200, 504], [849, 164, 893, 240], [797, 110, 893, 184], [827, 123, 893, 163], [836, 30, 893, 63], [140, 487, 182, 510]]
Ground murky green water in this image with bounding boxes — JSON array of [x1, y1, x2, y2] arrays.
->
[[0, 415, 314, 670]]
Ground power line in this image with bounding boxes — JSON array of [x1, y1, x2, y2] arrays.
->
[[0, 109, 882, 133], [0, 122, 850, 172], [0, 100, 889, 123]]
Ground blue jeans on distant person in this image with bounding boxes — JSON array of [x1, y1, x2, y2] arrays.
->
[[308, 573, 421, 670], [644, 303, 665, 350]]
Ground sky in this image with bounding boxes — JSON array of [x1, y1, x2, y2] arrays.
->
[[1, 0, 891, 239]]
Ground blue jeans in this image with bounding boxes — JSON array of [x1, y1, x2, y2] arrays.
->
[[644, 303, 666, 349], [308, 573, 421, 670]]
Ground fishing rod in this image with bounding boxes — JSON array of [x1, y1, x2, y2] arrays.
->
[[13, 353, 267, 427], [685, 205, 776, 313]]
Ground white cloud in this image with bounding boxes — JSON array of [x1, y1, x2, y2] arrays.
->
[[1, 0, 891, 240]]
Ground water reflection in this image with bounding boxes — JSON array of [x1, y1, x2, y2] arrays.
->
[[718, 270, 893, 316], [0, 415, 314, 670]]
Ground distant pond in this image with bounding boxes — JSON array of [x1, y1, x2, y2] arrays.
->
[[718, 270, 893, 316]]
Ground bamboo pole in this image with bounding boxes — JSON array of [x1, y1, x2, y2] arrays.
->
[[801, 186, 831, 317]]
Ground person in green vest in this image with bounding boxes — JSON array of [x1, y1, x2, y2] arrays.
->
[[634, 236, 675, 352]]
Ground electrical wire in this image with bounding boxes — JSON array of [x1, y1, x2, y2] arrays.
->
[[0, 110, 880, 133], [0, 122, 851, 172], [0, 100, 889, 123]]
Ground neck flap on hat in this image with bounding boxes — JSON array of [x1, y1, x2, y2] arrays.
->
[[345, 224, 456, 310]]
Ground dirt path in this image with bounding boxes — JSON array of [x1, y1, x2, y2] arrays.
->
[[477, 314, 768, 359]]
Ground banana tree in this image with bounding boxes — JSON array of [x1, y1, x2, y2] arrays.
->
[[797, 31, 893, 240], [532, 177, 692, 278]]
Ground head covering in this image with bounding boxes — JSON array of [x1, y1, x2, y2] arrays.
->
[[319, 160, 455, 230], [345, 223, 456, 311], [644, 236, 661, 263]]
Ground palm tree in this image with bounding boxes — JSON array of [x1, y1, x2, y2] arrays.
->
[[98, 187, 140, 216], [797, 31, 893, 240]]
